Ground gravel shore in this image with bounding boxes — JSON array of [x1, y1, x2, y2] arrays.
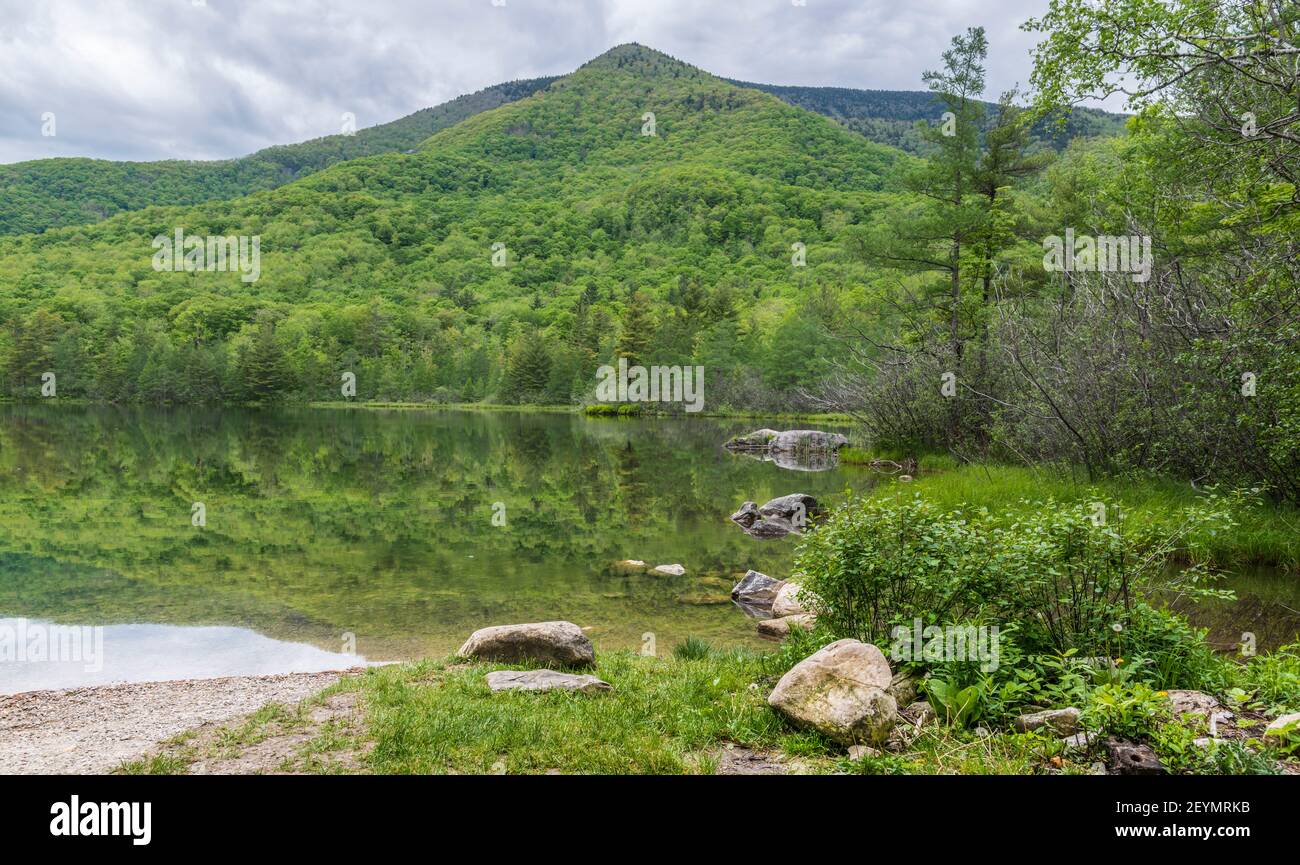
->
[[0, 670, 361, 774]]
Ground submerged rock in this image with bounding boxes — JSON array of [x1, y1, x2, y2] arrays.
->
[[651, 563, 686, 576], [767, 639, 897, 745], [486, 669, 611, 694], [458, 621, 595, 667]]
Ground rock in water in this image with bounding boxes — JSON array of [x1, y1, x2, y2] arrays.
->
[[767, 639, 897, 745], [743, 517, 799, 539], [730, 570, 786, 612], [651, 563, 686, 576], [729, 501, 761, 528], [769, 430, 849, 453], [723, 429, 781, 451], [486, 670, 612, 694], [458, 621, 596, 667], [758, 493, 821, 522]]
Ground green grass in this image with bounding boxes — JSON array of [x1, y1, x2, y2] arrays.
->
[[352, 649, 815, 774], [845, 461, 1300, 572]]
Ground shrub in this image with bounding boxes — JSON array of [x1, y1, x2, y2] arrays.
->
[[794, 495, 992, 644], [797, 493, 1236, 665]]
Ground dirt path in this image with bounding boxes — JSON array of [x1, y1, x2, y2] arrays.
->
[[0, 670, 361, 774]]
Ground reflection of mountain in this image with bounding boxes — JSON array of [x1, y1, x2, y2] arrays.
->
[[0, 407, 856, 658]]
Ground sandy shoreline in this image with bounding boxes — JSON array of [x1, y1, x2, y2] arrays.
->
[[0, 669, 361, 774]]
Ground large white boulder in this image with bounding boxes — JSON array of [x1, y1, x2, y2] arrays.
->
[[767, 639, 897, 745]]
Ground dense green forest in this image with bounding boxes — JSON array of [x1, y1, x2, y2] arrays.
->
[[732, 80, 1126, 154], [0, 77, 557, 236]]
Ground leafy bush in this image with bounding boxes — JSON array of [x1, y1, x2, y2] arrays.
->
[[1083, 682, 1171, 740], [798, 493, 1234, 660], [1232, 642, 1300, 713], [794, 495, 993, 644]]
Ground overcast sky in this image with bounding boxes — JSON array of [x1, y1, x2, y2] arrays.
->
[[0, 0, 1067, 165]]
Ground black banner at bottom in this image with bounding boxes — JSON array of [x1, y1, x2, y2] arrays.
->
[[5, 774, 1287, 851]]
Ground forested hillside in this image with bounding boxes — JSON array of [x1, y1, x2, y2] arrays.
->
[[0, 77, 556, 236], [0, 65, 1124, 238], [0, 44, 898, 408], [732, 80, 1126, 153]]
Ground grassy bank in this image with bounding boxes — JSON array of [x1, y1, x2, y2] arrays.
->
[[116, 636, 1300, 776], [840, 453, 1300, 572]]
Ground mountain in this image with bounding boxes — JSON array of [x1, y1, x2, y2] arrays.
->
[[0, 76, 556, 236], [0, 50, 1125, 238], [0, 44, 898, 407], [730, 81, 1128, 154]]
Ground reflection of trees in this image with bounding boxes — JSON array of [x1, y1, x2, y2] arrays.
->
[[0, 406, 855, 650]]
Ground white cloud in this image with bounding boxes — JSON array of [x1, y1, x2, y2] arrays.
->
[[0, 0, 1068, 164]]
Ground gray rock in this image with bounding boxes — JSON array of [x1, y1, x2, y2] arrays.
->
[[902, 700, 936, 726], [758, 493, 821, 522], [486, 669, 612, 694], [756, 613, 817, 639], [1166, 690, 1225, 719], [847, 744, 880, 760], [729, 501, 761, 528], [887, 671, 921, 708], [723, 429, 781, 451], [769, 430, 849, 453], [730, 570, 786, 613], [458, 621, 596, 667], [651, 563, 686, 576], [1105, 738, 1164, 775], [1063, 731, 1098, 752], [1013, 707, 1082, 736], [742, 516, 799, 539], [768, 639, 897, 745], [771, 581, 816, 617], [1264, 711, 1300, 742]]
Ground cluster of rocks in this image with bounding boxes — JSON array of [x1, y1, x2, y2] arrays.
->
[[730, 493, 822, 539], [731, 570, 820, 638], [458, 621, 612, 694]]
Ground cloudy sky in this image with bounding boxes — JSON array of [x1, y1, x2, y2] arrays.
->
[[0, 0, 1067, 164]]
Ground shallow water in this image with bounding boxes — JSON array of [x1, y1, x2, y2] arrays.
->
[[0, 405, 865, 690], [0, 405, 1294, 692]]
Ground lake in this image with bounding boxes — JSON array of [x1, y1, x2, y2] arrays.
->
[[0, 405, 1294, 693]]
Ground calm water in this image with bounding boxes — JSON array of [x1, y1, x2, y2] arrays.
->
[[0, 405, 868, 691], [0, 405, 1295, 693]]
